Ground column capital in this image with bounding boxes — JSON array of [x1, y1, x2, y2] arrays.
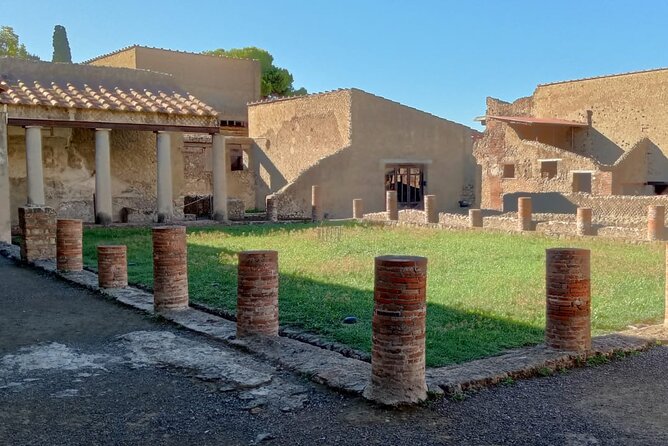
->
[[95, 128, 112, 133], [24, 125, 42, 130]]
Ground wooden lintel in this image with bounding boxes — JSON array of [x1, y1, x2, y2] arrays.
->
[[7, 117, 220, 134]]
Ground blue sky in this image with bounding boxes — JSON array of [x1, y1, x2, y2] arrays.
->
[[1, 0, 666, 128]]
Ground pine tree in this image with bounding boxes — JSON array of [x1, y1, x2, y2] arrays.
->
[[52, 25, 72, 63]]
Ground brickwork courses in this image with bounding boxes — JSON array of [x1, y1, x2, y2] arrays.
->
[[18, 206, 56, 262], [97, 245, 128, 288], [152, 226, 189, 310], [236, 250, 279, 337], [56, 219, 83, 272], [363, 255, 428, 405], [545, 248, 591, 352]]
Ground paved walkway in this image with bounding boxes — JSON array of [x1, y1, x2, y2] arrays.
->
[[1, 256, 668, 445]]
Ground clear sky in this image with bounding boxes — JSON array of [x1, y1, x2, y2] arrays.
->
[[2, 0, 666, 128]]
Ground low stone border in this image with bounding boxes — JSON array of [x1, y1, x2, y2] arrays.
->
[[1, 242, 666, 400]]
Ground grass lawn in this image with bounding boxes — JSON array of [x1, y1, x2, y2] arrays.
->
[[82, 222, 665, 367]]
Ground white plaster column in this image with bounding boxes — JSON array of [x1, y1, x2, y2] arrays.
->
[[0, 113, 10, 243], [95, 128, 113, 225], [212, 133, 228, 221], [156, 131, 173, 223], [25, 126, 45, 206]]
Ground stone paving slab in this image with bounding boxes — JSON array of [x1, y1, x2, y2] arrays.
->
[[2, 242, 666, 400]]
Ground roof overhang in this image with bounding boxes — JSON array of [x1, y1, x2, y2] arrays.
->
[[7, 117, 220, 134], [480, 115, 588, 127]]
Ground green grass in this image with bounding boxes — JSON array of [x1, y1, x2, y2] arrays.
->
[[82, 222, 665, 367]]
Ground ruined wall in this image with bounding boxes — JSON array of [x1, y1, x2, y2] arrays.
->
[[475, 69, 668, 210], [7, 126, 186, 224], [258, 89, 476, 219], [533, 69, 668, 168]]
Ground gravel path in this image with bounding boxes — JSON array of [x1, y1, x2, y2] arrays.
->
[[1, 255, 667, 445]]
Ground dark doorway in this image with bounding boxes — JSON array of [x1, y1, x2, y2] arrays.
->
[[385, 165, 424, 209]]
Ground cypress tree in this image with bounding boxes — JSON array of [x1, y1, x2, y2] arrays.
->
[[52, 25, 72, 63]]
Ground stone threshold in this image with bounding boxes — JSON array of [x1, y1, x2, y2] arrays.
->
[[1, 242, 666, 400]]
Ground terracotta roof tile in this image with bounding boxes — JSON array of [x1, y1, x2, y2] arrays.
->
[[0, 58, 218, 117]]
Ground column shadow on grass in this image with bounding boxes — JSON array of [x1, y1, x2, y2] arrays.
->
[[82, 223, 544, 368], [185, 235, 545, 368]]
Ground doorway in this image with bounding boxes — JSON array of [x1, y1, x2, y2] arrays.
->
[[385, 165, 425, 209]]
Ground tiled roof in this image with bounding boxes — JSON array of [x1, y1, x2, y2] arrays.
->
[[0, 58, 218, 117]]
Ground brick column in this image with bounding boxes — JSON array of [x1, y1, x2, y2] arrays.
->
[[545, 248, 591, 352], [56, 219, 83, 272], [576, 207, 593, 236], [310, 185, 322, 222], [152, 226, 188, 311], [237, 250, 279, 337], [518, 197, 532, 231], [469, 208, 483, 228], [353, 198, 363, 219], [18, 206, 56, 262], [363, 255, 428, 405], [424, 195, 438, 224], [97, 245, 128, 288], [648, 205, 665, 241], [265, 195, 278, 222], [386, 190, 398, 221]]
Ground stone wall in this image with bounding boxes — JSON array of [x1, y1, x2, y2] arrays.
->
[[250, 89, 476, 219], [475, 68, 668, 211]]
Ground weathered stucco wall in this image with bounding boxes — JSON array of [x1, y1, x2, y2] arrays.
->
[[251, 89, 476, 219], [89, 46, 261, 121], [7, 126, 186, 224]]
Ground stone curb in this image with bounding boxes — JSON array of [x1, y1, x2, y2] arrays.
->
[[1, 242, 665, 400]]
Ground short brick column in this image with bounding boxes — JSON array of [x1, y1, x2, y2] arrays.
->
[[18, 206, 56, 262], [56, 219, 83, 272], [576, 207, 593, 236], [236, 250, 279, 337], [386, 190, 398, 221], [311, 185, 322, 222], [97, 245, 128, 288], [648, 205, 665, 241], [424, 195, 438, 224], [518, 197, 532, 231], [545, 248, 591, 352], [363, 255, 428, 405], [265, 195, 278, 222], [152, 226, 189, 311], [469, 208, 483, 228], [352, 198, 363, 219]]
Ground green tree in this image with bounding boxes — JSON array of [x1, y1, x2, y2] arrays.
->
[[203, 46, 307, 98], [51, 25, 72, 63], [0, 26, 39, 60]]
